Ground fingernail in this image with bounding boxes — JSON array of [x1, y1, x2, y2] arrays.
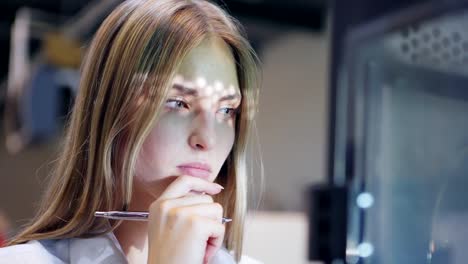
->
[[216, 184, 224, 190]]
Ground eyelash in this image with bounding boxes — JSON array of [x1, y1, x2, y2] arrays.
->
[[165, 98, 189, 109], [165, 98, 239, 117], [217, 107, 238, 119]]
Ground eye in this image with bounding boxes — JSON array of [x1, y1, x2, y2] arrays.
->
[[165, 99, 189, 109], [217, 107, 239, 117]]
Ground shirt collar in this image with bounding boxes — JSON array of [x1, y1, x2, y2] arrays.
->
[[68, 231, 235, 264]]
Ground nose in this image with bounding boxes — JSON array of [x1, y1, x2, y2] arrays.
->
[[188, 111, 216, 151]]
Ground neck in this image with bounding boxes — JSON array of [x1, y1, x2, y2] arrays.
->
[[114, 180, 165, 264], [114, 220, 149, 263]]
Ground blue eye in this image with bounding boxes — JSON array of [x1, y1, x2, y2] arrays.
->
[[218, 107, 238, 116], [166, 99, 189, 109]]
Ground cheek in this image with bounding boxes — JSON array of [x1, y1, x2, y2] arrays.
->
[[134, 136, 166, 182], [135, 114, 188, 180], [216, 122, 236, 159]]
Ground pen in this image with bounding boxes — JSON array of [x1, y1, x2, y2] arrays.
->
[[95, 211, 232, 224]]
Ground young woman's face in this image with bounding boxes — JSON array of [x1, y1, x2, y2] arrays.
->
[[134, 37, 241, 198]]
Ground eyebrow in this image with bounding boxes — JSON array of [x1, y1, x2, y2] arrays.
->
[[172, 83, 241, 102], [173, 83, 198, 96]]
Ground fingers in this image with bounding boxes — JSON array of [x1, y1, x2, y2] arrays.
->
[[148, 200, 226, 250], [161, 194, 215, 208], [169, 204, 225, 264], [150, 194, 214, 221], [147, 175, 226, 264], [202, 218, 226, 264], [169, 202, 224, 223], [150, 196, 223, 223], [158, 175, 223, 200]]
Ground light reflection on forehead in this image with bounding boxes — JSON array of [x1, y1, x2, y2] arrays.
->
[[214, 81, 223, 92], [204, 85, 213, 97], [171, 74, 241, 103], [196, 77, 207, 89]]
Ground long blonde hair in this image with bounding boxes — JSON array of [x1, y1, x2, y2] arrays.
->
[[8, 0, 260, 261]]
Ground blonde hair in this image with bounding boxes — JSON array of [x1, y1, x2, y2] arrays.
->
[[8, 0, 260, 261]]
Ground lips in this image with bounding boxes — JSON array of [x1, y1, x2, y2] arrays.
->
[[177, 162, 212, 179]]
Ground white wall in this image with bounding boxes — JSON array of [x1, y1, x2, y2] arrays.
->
[[255, 30, 329, 211]]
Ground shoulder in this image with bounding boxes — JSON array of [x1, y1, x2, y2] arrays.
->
[[0, 239, 68, 264], [213, 247, 263, 264], [240, 255, 264, 264], [67, 232, 127, 263], [0, 233, 125, 264]]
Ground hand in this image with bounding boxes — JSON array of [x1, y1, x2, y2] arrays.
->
[[147, 175, 225, 264]]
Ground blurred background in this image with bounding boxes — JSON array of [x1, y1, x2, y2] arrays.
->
[[1, 0, 468, 264]]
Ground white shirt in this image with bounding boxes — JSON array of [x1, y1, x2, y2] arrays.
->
[[0, 232, 262, 264]]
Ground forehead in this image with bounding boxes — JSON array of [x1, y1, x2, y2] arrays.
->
[[175, 37, 240, 93]]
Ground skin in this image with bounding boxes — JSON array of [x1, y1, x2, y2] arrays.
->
[[114, 36, 242, 264]]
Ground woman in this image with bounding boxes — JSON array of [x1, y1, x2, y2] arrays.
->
[[0, 0, 261, 263]]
